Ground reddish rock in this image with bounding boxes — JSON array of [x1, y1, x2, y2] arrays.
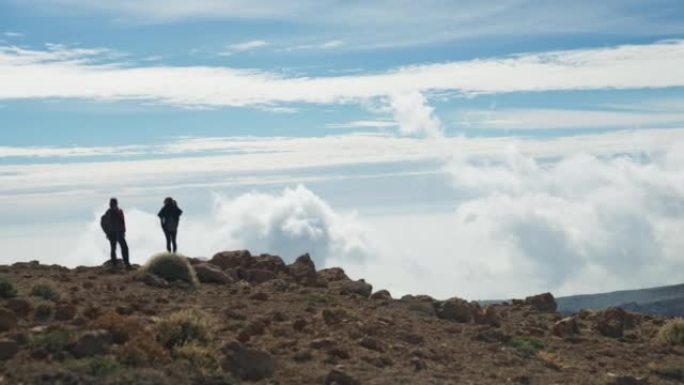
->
[[54, 304, 77, 321], [0, 308, 18, 332], [253, 254, 286, 273], [370, 290, 392, 300], [243, 269, 277, 284], [524, 293, 557, 313], [334, 279, 373, 298], [5, 299, 32, 318], [193, 263, 234, 284], [436, 298, 473, 323], [552, 316, 581, 339], [595, 307, 635, 338], [209, 250, 252, 270], [325, 369, 360, 385], [0, 338, 19, 360], [221, 341, 275, 381], [286, 253, 318, 286], [318, 267, 350, 282]]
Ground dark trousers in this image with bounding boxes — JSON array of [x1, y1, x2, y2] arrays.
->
[[108, 232, 130, 266], [164, 230, 177, 253]]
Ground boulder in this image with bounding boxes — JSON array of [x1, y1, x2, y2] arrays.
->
[[209, 250, 252, 270], [242, 269, 277, 284], [595, 307, 635, 338], [370, 290, 392, 300], [436, 298, 473, 323], [54, 304, 77, 321], [0, 307, 18, 332], [72, 330, 112, 358], [401, 295, 437, 317], [325, 369, 360, 385], [286, 253, 318, 286], [221, 341, 275, 381], [334, 279, 373, 298], [524, 293, 557, 313], [0, 338, 19, 360], [318, 267, 350, 283], [193, 263, 234, 284], [141, 273, 169, 288], [358, 336, 385, 352], [552, 316, 580, 339], [253, 254, 286, 273]]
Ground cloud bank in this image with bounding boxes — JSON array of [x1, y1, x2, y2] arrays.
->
[[67, 185, 375, 268]]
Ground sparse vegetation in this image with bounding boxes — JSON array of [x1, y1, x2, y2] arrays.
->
[[655, 318, 684, 345], [648, 362, 684, 380], [77, 355, 123, 376], [142, 253, 198, 287], [508, 336, 545, 357], [90, 312, 144, 344], [156, 309, 212, 349], [114, 338, 170, 367], [30, 282, 61, 301], [0, 276, 17, 298], [34, 302, 54, 321], [172, 343, 221, 374], [30, 328, 77, 353]]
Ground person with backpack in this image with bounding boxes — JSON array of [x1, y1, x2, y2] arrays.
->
[[158, 197, 183, 253], [100, 197, 132, 270]]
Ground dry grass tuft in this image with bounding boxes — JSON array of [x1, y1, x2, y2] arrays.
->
[[655, 318, 684, 345], [141, 253, 198, 287], [156, 309, 212, 349]]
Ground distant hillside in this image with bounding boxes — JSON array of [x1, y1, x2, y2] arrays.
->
[[556, 283, 684, 316]]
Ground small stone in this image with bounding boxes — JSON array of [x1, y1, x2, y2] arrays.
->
[[0, 338, 19, 360], [325, 369, 360, 385], [292, 318, 307, 332], [359, 336, 384, 352], [54, 304, 77, 321], [0, 307, 18, 332], [310, 337, 336, 350], [411, 356, 428, 371], [221, 341, 275, 381], [142, 273, 169, 288], [322, 308, 347, 326], [250, 292, 269, 301], [5, 299, 32, 318], [71, 330, 112, 358], [293, 350, 313, 362]]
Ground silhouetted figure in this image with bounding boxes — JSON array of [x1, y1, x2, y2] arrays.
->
[[100, 198, 131, 269], [158, 197, 183, 253]]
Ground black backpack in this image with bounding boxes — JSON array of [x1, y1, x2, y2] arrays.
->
[[100, 211, 114, 234]]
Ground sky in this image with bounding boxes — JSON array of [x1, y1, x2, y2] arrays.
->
[[2, 0, 684, 300]]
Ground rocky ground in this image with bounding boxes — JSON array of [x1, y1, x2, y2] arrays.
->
[[0, 250, 682, 385]]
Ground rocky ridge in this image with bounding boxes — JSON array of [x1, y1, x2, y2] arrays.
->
[[0, 251, 681, 385]]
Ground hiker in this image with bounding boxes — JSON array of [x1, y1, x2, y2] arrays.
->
[[158, 197, 183, 253], [100, 197, 132, 269]]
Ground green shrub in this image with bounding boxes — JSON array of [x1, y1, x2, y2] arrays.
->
[[30, 282, 60, 301], [142, 253, 198, 287], [157, 310, 211, 349], [508, 336, 545, 357], [30, 328, 77, 353], [0, 277, 17, 298], [656, 318, 684, 345], [172, 343, 221, 374], [648, 362, 684, 380], [34, 302, 54, 321], [81, 355, 122, 376]]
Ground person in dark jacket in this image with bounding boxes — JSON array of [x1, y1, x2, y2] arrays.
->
[[100, 197, 132, 269], [158, 197, 182, 253]]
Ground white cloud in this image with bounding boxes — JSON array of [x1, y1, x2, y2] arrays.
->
[[219, 40, 268, 56], [439, 145, 684, 298], [3, 32, 24, 38], [456, 108, 684, 130], [65, 185, 376, 268], [389, 91, 443, 137], [326, 120, 397, 129], [4, 40, 683, 137]]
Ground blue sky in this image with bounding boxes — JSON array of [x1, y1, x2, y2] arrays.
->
[[2, 0, 684, 299]]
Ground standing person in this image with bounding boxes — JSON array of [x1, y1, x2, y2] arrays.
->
[[100, 198, 132, 270], [158, 197, 183, 253]]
